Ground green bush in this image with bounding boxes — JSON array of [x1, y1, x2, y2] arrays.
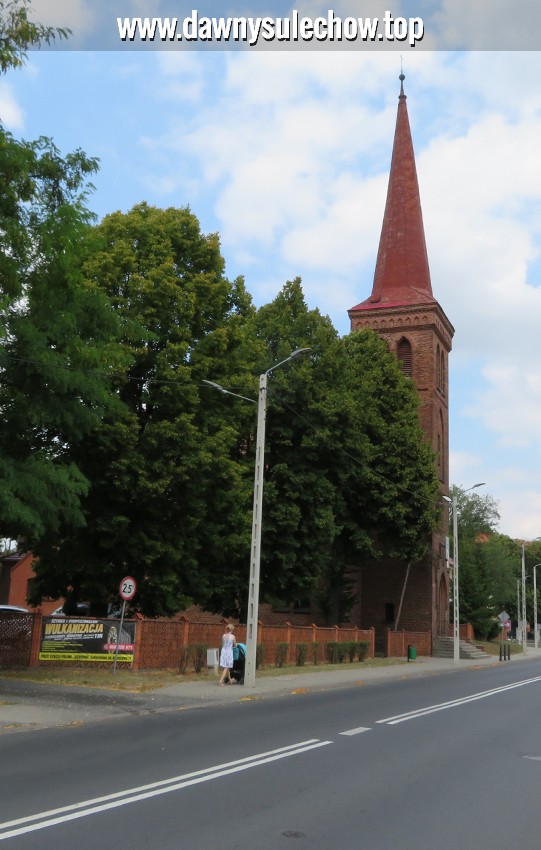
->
[[276, 642, 289, 668], [256, 643, 265, 669], [345, 641, 357, 663], [357, 640, 370, 661], [326, 641, 339, 663], [296, 643, 308, 667], [336, 643, 347, 663], [310, 642, 320, 665], [190, 644, 207, 673]]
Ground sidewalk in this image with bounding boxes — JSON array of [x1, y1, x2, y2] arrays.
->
[[2, 648, 541, 735]]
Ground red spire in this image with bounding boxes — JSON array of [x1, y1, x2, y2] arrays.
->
[[353, 75, 434, 311]]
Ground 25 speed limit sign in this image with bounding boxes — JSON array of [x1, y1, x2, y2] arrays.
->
[[119, 576, 137, 601]]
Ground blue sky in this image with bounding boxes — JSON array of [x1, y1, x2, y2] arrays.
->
[[2, 2, 541, 539]]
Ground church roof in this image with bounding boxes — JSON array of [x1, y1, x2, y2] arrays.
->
[[350, 75, 435, 313]]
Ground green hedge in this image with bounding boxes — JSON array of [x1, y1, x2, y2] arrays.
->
[[276, 642, 289, 668], [325, 640, 371, 663], [295, 642, 308, 666]]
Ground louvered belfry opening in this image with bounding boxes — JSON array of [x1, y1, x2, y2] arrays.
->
[[396, 337, 412, 376]]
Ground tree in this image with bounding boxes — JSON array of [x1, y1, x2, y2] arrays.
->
[[0, 4, 120, 548], [484, 533, 521, 617], [0, 131, 121, 543], [452, 486, 500, 539], [0, 0, 69, 75], [233, 279, 440, 623], [31, 204, 257, 616], [451, 485, 502, 638]]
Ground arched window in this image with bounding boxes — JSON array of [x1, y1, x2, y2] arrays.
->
[[436, 344, 441, 390], [396, 337, 412, 377]]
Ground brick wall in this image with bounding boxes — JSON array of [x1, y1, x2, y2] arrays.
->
[[0, 552, 64, 614]]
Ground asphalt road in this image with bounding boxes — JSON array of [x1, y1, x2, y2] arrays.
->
[[2, 659, 541, 849]]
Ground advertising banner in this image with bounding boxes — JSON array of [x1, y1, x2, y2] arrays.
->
[[39, 617, 136, 663]]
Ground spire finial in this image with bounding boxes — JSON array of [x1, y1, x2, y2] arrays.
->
[[399, 58, 405, 97]]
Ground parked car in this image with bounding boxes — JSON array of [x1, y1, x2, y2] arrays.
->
[[49, 603, 122, 618], [50, 602, 91, 617]]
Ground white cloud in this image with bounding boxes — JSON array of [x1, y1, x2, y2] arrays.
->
[[495, 488, 541, 541], [450, 450, 483, 482], [29, 0, 96, 37], [431, 0, 540, 49], [153, 53, 205, 101], [0, 81, 24, 129], [466, 366, 541, 448]]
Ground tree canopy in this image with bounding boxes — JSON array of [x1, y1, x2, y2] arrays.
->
[[230, 280, 440, 623], [0, 0, 69, 75], [0, 125, 120, 545], [31, 203, 257, 615], [451, 485, 510, 638]]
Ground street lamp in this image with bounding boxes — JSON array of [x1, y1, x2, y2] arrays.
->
[[444, 482, 486, 663], [204, 347, 311, 688], [532, 564, 541, 650], [517, 578, 521, 643], [521, 543, 527, 654]]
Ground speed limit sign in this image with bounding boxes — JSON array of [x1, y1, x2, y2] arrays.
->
[[119, 576, 137, 601]]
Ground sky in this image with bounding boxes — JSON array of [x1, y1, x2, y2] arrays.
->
[[2, 1, 541, 540]]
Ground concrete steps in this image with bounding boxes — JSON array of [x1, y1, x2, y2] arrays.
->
[[432, 636, 493, 661]]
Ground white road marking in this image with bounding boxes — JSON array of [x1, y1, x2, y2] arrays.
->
[[0, 739, 332, 841], [339, 727, 371, 736], [377, 675, 541, 725]]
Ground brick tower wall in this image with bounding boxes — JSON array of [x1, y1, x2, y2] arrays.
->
[[349, 304, 453, 642]]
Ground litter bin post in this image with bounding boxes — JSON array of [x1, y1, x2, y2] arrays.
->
[[407, 645, 417, 662]]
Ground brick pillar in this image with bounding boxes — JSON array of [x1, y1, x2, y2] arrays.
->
[[28, 612, 42, 668]]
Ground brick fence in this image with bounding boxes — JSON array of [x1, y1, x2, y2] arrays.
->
[[386, 628, 432, 657], [135, 619, 376, 670], [2, 613, 441, 670]]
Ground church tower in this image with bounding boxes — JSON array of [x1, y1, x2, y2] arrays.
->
[[348, 75, 454, 644]]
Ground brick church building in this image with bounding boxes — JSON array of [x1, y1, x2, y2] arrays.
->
[[348, 75, 454, 648]]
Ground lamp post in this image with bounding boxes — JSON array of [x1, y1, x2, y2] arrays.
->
[[204, 347, 310, 688], [517, 578, 521, 643], [528, 562, 541, 650], [521, 543, 527, 654], [446, 483, 486, 663]]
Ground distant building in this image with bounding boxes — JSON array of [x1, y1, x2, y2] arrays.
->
[[0, 551, 61, 614]]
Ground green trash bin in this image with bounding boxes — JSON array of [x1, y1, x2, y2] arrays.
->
[[407, 645, 416, 662]]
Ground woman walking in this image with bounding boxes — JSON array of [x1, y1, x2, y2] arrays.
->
[[219, 623, 236, 685]]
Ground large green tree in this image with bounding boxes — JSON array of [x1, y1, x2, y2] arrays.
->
[[32, 204, 257, 615], [0, 3, 118, 548], [0, 132, 121, 545], [231, 279, 440, 623]]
